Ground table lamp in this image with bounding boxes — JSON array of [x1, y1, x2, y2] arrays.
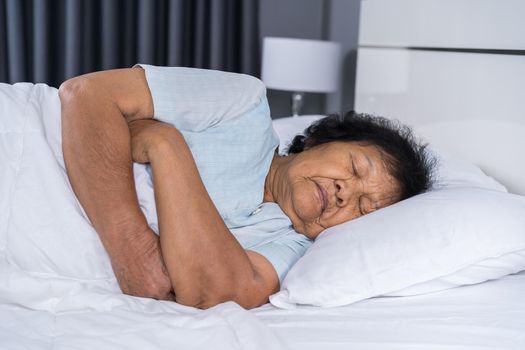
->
[[261, 37, 342, 116]]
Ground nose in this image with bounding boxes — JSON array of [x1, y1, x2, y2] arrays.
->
[[334, 179, 354, 207]]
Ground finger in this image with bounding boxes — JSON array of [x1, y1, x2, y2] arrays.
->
[[163, 291, 177, 302]]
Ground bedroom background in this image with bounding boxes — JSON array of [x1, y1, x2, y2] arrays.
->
[[0, 0, 359, 118], [1, 1, 525, 348]]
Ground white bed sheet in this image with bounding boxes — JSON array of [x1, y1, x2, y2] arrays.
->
[[252, 271, 525, 350]]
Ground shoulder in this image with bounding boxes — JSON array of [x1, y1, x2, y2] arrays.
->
[[135, 64, 265, 104], [134, 64, 267, 130]]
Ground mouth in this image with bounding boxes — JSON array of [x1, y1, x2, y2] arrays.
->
[[315, 182, 328, 213]]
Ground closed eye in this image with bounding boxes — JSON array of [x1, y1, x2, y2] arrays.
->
[[358, 197, 364, 215], [352, 159, 359, 177]]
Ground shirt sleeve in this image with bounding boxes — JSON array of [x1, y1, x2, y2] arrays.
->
[[249, 233, 313, 285], [134, 64, 266, 132]]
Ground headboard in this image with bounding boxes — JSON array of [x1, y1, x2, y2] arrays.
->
[[354, 0, 525, 195]]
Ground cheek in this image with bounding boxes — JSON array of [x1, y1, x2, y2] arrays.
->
[[290, 182, 319, 221]]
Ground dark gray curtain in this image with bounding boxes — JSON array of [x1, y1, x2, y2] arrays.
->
[[0, 0, 260, 87]]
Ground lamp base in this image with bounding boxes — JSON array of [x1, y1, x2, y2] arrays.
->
[[291, 92, 304, 117]]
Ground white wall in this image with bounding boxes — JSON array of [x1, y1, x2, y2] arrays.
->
[[325, 0, 361, 116]]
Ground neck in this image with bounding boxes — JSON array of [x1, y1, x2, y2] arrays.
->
[[263, 153, 290, 203]]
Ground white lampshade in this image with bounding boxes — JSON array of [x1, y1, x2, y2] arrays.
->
[[261, 37, 342, 93]]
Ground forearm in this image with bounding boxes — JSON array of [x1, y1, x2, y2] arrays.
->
[[59, 72, 171, 298], [148, 133, 259, 308]]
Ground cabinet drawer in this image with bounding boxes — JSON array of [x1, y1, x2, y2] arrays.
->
[[355, 47, 525, 125], [359, 0, 525, 50]]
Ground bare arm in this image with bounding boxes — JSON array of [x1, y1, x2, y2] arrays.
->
[[129, 120, 280, 309], [59, 68, 173, 300]]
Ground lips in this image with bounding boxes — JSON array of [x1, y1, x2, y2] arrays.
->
[[315, 182, 328, 212]]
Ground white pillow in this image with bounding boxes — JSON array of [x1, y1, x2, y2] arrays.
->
[[269, 116, 525, 308], [430, 149, 507, 192]]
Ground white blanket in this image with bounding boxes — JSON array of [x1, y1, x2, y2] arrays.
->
[[0, 83, 287, 350]]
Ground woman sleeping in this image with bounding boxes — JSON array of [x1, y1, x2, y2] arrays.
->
[[59, 65, 433, 309]]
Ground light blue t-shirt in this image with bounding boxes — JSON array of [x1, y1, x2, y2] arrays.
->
[[137, 64, 312, 283]]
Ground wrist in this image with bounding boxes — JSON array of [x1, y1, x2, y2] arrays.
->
[[102, 221, 155, 254]]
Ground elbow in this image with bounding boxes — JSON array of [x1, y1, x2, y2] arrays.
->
[[176, 293, 231, 310], [58, 76, 90, 105], [232, 291, 269, 310], [175, 291, 234, 310], [176, 290, 268, 311]]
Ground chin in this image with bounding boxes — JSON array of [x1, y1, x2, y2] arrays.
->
[[294, 225, 318, 240], [291, 222, 304, 235], [306, 230, 321, 240], [291, 221, 311, 238], [290, 215, 321, 240], [288, 196, 320, 238]]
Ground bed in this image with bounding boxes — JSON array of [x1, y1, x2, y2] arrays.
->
[[1, 87, 523, 350]]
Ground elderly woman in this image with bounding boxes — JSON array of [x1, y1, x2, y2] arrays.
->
[[59, 65, 432, 310]]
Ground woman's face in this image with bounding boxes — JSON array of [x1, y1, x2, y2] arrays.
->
[[279, 141, 401, 239]]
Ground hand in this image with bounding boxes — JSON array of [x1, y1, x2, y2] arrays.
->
[[109, 227, 175, 301], [128, 119, 177, 164]]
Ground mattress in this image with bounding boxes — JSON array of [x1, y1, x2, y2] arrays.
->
[[252, 271, 525, 349]]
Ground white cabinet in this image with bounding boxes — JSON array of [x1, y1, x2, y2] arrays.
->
[[356, 0, 525, 125]]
